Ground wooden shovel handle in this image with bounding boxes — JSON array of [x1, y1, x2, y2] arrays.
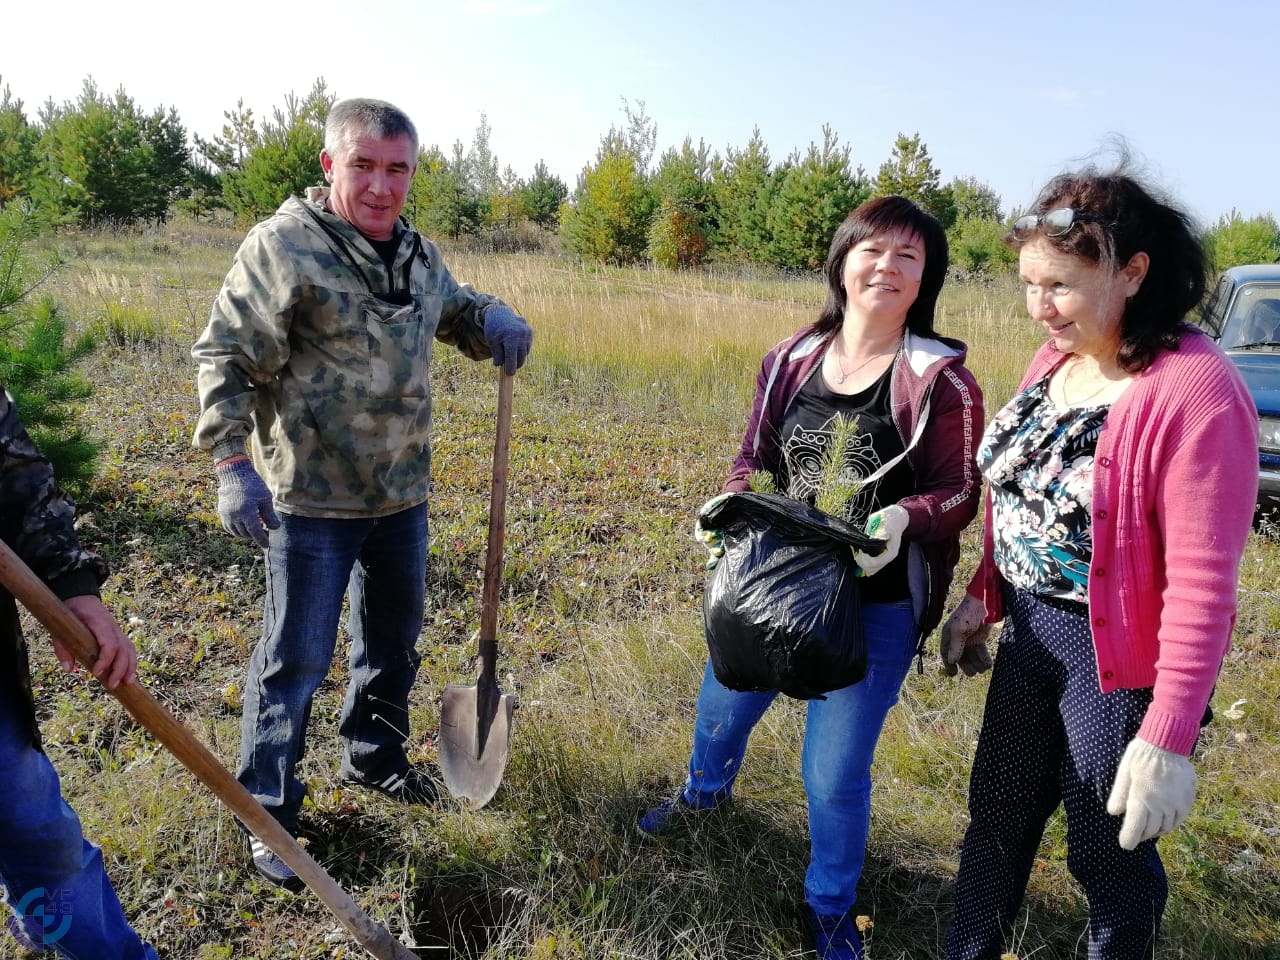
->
[[478, 370, 513, 684], [0, 541, 417, 960]]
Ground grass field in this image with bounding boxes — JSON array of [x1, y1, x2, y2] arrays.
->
[[4, 222, 1278, 959]]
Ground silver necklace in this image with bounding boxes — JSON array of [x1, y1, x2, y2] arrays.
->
[[831, 342, 898, 386]]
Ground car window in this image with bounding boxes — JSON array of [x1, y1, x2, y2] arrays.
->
[[1226, 287, 1280, 347]]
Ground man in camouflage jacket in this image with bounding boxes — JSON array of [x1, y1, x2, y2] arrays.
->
[[192, 98, 533, 887], [0, 387, 159, 958]]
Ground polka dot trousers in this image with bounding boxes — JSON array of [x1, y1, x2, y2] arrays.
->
[[943, 587, 1166, 960]]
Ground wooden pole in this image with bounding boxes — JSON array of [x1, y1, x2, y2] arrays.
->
[[0, 541, 418, 960]]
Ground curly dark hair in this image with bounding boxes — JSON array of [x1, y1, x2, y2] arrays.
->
[[814, 196, 949, 337], [1006, 166, 1208, 372]]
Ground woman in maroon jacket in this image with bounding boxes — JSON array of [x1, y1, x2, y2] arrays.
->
[[638, 196, 984, 960]]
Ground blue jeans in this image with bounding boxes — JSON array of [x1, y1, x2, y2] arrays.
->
[[238, 503, 428, 830], [0, 692, 158, 959], [681, 599, 916, 915]]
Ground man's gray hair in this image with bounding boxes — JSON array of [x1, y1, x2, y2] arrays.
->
[[324, 99, 419, 158]]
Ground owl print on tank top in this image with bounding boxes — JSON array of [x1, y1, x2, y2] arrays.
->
[[781, 419, 881, 526]]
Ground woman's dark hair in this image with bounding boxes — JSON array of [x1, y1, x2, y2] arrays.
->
[[1007, 165, 1208, 372], [815, 195, 949, 337]]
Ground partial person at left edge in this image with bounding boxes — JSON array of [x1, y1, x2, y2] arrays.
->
[[191, 98, 534, 889], [0, 387, 160, 959]]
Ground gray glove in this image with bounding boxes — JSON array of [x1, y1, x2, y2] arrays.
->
[[215, 457, 280, 548], [940, 593, 993, 677], [483, 305, 534, 375]]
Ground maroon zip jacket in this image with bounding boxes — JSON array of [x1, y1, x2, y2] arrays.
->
[[724, 326, 984, 645]]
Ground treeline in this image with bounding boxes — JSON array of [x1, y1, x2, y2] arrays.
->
[[2, 76, 1277, 273], [561, 100, 1021, 275]]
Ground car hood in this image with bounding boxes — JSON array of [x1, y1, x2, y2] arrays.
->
[[1226, 350, 1280, 416]]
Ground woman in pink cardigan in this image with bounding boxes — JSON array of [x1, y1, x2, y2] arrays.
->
[[940, 167, 1258, 960]]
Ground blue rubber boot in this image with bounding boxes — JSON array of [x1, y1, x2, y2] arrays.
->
[[808, 907, 864, 960]]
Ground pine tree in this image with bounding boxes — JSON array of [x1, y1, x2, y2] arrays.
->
[[222, 79, 333, 224], [194, 99, 259, 173], [873, 133, 955, 228], [35, 79, 190, 226], [408, 146, 483, 241], [0, 84, 40, 209], [518, 161, 568, 230], [768, 126, 868, 270], [713, 129, 776, 264], [0, 207, 99, 491]]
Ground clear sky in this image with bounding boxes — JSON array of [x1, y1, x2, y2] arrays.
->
[[5, 0, 1277, 225]]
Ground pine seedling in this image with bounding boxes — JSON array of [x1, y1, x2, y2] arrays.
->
[[747, 469, 777, 493], [814, 414, 862, 518]]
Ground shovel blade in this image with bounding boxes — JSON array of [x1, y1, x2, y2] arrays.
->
[[438, 681, 515, 810]]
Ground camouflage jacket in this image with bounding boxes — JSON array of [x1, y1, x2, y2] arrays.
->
[[192, 194, 503, 518], [0, 388, 106, 749]]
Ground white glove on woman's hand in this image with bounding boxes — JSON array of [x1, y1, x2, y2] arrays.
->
[[852, 505, 908, 576], [694, 493, 731, 570], [940, 593, 993, 677], [1106, 737, 1197, 850]]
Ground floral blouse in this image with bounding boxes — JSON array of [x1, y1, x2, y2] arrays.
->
[[979, 375, 1110, 603]]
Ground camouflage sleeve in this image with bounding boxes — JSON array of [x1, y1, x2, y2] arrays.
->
[[191, 226, 300, 458], [425, 239, 501, 361], [0, 388, 105, 599]]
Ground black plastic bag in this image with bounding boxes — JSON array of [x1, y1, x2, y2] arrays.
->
[[701, 492, 885, 700]]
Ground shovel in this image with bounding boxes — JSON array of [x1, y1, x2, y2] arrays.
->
[[439, 369, 517, 810], [0, 540, 417, 960]]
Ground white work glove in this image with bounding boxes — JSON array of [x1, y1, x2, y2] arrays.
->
[[1106, 737, 1197, 850], [694, 493, 731, 570], [852, 505, 908, 577], [940, 593, 993, 677]]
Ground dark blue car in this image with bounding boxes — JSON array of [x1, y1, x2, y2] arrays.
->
[[1196, 264, 1280, 517]]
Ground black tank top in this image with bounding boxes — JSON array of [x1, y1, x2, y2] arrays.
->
[[776, 363, 915, 603]]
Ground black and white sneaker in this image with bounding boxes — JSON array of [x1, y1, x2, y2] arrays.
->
[[345, 766, 440, 805], [249, 837, 302, 890]]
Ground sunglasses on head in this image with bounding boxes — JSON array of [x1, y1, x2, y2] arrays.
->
[[1011, 207, 1104, 240]]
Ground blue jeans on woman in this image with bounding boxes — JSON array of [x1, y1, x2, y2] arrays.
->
[[680, 599, 917, 915], [0, 692, 159, 959], [237, 503, 428, 831]]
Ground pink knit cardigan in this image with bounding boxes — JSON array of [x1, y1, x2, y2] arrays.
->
[[967, 331, 1259, 755]]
